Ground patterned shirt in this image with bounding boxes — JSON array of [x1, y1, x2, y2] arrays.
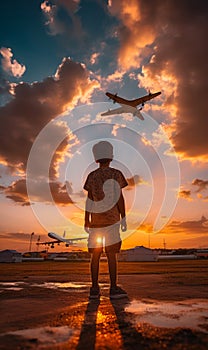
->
[[84, 167, 128, 227]]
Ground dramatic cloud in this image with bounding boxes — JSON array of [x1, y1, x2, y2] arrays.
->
[[0, 47, 26, 78], [168, 216, 208, 233], [0, 232, 37, 242], [108, 0, 156, 69], [40, 0, 83, 37], [109, 0, 208, 160], [179, 190, 192, 201], [192, 179, 208, 193], [127, 174, 143, 187], [4, 179, 30, 206], [90, 52, 100, 65], [40, 1, 62, 35], [41, 0, 117, 69], [0, 57, 99, 175], [137, 215, 208, 237], [0, 57, 98, 206], [178, 180, 208, 201], [0, 75, 12, 106], [2, 178, 73, 206]]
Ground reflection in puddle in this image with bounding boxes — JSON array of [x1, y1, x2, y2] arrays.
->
[[0, 280, 109, 293], [7, 326, 74, 346], [0, 282, 25, 291], [33, 281, 108, 291], [0, 282, 25, 286], [2, 287, 23, 291], [125, 299, 208, 333], [43, 282, 89, 289]]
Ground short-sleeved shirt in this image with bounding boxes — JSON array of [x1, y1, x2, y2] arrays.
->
[[84, 167, 128, 227]]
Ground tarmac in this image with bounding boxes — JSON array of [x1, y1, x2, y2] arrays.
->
[[0, 262, 208, 349]]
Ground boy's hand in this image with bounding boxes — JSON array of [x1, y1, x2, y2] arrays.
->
[[84, 223, 90, 233], [121, 218, 127, 232]]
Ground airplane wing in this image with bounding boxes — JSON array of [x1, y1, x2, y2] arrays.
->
[[36, 240, 60, 246], [106, 91, 161, 107], [37, 238, 87, 245], [67, 237, 87, 242], [106, 92, 130, 105], [131, 91, 161, 107], [101, 106, 127, 116]]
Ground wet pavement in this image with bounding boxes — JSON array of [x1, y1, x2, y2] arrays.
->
[[0, 271, 208, 349]]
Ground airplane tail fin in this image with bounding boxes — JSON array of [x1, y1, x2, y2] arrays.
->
[[134, 109, 144, 120]]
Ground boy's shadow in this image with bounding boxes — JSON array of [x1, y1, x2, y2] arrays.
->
[[110, 297, 143, 349], [76, 299, 100, 350], [76, 296, 142, 350]]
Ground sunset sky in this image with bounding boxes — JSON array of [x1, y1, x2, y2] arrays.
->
[[0, 0, 208, 252]]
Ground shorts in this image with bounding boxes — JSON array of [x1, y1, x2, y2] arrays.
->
[[88, 224, 121, 253]]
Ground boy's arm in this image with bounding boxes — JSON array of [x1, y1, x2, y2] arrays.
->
[[84, 191, 93, 233], [117, 191, 127, 232]]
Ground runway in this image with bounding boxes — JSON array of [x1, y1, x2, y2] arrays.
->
[[0, 260, 208, 349]]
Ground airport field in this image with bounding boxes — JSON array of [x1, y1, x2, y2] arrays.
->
[[1, 260, 208, 349], [1, 259, 208, 281]]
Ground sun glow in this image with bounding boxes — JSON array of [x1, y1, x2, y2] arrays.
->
[[96, 237, 103, 244]]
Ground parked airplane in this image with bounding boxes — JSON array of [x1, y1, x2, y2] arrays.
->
[[36, 231, 87, 248], [101, 91, 161, 120]]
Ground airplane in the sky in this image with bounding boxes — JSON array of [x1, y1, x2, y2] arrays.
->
[[101, 91, 161, 120], [36, 231, 87, 248]]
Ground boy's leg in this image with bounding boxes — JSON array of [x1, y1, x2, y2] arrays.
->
[[106, 243, 128, 299], [106, 251, 117, 289], [105, 226, 121, 288], [90, 249, 102, 288]]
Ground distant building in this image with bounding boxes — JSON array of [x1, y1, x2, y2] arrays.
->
[[195, 249, 208, 259], [118, 246, 158, 262], [22, 251, 44, 261], [0, 250, 22, 263], [51, 251, 91, 261]]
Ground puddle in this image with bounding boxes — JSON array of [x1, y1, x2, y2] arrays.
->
[[0, 280, 109, 293], [125, 299, 208, 333], [32, 281, 108, 292], [7, 326, 74, 346], [0, 282, 25, 291], [2, 287, 23, 291], [0, 282, 25, 286], [33, 281, 90, 291]]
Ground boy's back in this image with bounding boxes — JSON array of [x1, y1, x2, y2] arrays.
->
[[84, 166, 127, 227]]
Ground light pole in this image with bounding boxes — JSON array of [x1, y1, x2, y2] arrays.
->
[[36, 235, 40, 252], [29, 232, 34, 252]]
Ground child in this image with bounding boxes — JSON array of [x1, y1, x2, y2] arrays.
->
[[83, 141, 128, 299]]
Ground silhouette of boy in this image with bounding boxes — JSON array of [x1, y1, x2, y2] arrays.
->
[[84, 141, 128, 299]]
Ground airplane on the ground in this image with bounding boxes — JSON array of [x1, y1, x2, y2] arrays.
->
[[101, 91, 161, 120], [36, 231, 87, 248]]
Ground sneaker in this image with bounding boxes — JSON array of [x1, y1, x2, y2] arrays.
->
[[110, 286, 128, 299], [89, 287, 100, 299]]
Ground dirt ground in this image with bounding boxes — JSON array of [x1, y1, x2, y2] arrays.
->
[[0, 260, 208, 349]]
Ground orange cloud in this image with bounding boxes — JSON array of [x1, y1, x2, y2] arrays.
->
[[109, 1, 208, 161], [108, 0, 155, 69], [40, 1, 63, 35], [90, 52, 100, 65], [0, 47, 26, 77], [192, 179, 208, 193], [3, 178, 74, 206], [127, 175, 144, 187], [167, 215, 208, 234], [40, 0, 83, 38], [0, 57, 99, 175], [178, 190, 192, 201]]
